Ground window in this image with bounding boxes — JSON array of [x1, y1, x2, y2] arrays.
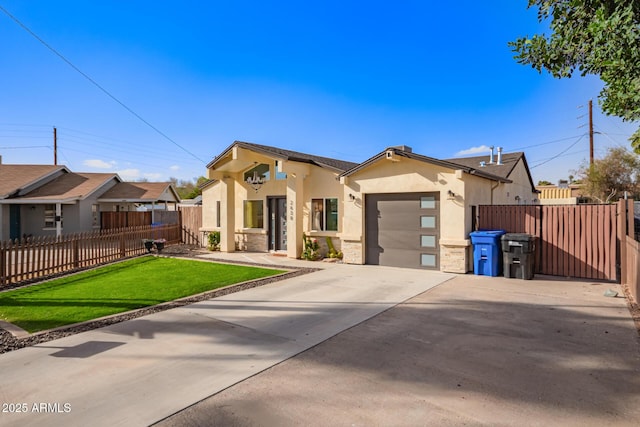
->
[[44, 204, 62, 228], [216, 201, 221, 228], [420, 196, 436, 209], [421, 254, 437, 267], [420, 215, 436, 229], [92, 204, 99, 228], [311, 198, 338, 231], [243, 200, 264, 228], [420, 235, 436, 248], [243, 163, 270, 183], [274, 160, 287, 180]]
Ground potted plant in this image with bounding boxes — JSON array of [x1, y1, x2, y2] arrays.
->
[[154, 238, 166, 253], [142, 239, 154, 252]]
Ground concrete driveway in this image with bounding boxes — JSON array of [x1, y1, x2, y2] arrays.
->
[[155, 271, 640, 427], [0, 259, 452, 427]]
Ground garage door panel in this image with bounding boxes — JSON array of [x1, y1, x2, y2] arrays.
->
[[377, 230, 421, 251], [379, 249, 438, 269], [365, 192, 439, 269]]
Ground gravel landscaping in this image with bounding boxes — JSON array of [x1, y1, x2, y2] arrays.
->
[[0, 245, 317, 354]]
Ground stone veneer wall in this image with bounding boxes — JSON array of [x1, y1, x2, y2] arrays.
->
[[440, 243, 469, 273], [341, 240, 363, 264], [235, 232, 268, 252]]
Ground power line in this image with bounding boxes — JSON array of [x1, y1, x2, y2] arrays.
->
[[530, 135, 586, 169], [510, 135, 584, 151], [0, 145, 51, 149], [0, 5, 206, 164]]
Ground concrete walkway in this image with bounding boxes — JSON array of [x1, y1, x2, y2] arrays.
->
[[0, 258, 453, 427]]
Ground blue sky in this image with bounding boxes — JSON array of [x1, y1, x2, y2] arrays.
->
[[0, 1, 637, 184]]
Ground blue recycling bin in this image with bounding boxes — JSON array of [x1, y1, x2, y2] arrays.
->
[[470, 230, 506, 277]]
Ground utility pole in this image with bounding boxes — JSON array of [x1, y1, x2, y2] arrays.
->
[[53, 126, 57, 165], [589, 99, 594, 167]]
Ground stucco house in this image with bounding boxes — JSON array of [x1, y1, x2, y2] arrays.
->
[[97, 181, 181, 214], [535, 182, 586, 205], [202, 141, 537, 272], [0, 162, 180, 241]]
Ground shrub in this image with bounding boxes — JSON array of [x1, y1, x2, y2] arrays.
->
[[301, 233, 321, 261], [207, 231, 221, 251]]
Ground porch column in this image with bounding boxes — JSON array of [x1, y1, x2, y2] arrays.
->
[[55, 203, 62, 238], [220, 176, 236, 252], [286, 172, 304, 259]]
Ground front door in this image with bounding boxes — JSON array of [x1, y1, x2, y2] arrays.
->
[[9, 205, 21, 240], [268, 197, 287, 251]]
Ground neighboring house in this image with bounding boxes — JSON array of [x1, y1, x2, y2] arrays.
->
[[0, 162, 180, 241], [97, 181, 181, 214], [177, 195, 202, 207], [535, 183, 586, 205], [202, 141, 537, 273]]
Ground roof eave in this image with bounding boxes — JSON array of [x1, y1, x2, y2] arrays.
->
[[340, 149, 512, 183]]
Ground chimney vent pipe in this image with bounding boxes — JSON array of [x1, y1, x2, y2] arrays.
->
[[496, 147, 503, 165]]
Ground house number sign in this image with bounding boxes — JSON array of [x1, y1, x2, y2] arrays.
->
[[289, 200, 294, 221]]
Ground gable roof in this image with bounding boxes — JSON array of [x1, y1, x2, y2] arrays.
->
[[340, 147, 512, 183], [5, 172, 119, 203], [98, 182, 180, 203], [207, 141, 359, 173], [0, 164, 67, 198], [446, 152, 535, 190], [446, 152, 523, 180]]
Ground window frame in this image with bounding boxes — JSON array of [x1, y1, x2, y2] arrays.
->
[[243, 200, 264, 229], [44, 204, 63, 229], [311, 197, 339, 232], [243, 163, 271, 183]]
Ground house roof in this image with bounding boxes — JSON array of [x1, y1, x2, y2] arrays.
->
[[446, 152, 536, 190], [446, 152, 522, 180], [340, 147, 512, 183], [207, 141, 359, 173], [0, 164, 67, 198], [6, 172, 119, 203], [98, 182, 180, 203]]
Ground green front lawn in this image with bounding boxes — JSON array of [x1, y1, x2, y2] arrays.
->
[[0, 257, 285, 333]]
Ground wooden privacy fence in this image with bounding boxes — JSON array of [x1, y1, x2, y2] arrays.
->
[[620, 201, 640, 303], [153, 210, 180, 225], [100, 211, 180, 229], [0, 224, 180, 287], [101, 211, 151, 229], [478, 202, 624, 282], [179, 206, 203, 246]]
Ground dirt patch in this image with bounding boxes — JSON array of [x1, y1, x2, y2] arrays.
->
[[621, 283, 640, 337]]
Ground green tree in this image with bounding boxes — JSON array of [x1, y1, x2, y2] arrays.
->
[[574, 146, 640, 203], [537, 180, 553, 185], [169, 176, 207, 199], [509, 1, 640, 149]]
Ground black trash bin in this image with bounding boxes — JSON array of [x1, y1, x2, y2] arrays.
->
[[501, 233, 536, 280]]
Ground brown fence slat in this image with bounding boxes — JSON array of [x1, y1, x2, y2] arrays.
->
[[0, 223, 181, 288], [179, 206, 203, 246], [479, 203, 621, 282]]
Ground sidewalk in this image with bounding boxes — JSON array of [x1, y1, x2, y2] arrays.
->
[[0, 260, 453, 427]]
